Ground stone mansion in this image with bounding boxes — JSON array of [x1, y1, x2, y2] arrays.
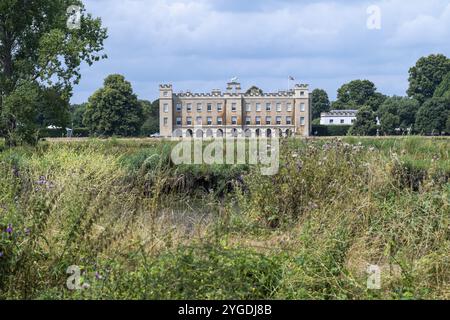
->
[[159, 81, 311, 138]]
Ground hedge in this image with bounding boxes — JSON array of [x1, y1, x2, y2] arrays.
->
[[312, 125, 352, 137]]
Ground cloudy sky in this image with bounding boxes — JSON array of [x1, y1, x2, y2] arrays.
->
[[72, 0, 450, 103]]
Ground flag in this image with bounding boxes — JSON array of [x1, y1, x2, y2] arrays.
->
[[289, 76, 295, 81]]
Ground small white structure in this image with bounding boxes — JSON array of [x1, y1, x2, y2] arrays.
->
[[320, 110, 358, 125]]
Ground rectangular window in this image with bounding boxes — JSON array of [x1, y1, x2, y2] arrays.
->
[[163, 118, 168, 126], [176, 117, 182, 126], [340, 119, 345, 124], [286, 116, 292, 125], [276, 103, 282, 112], [255, 116, 261, 125], [231, 103, 237, 112], [266, 117, 272, 125], [207, 103, 212, 112], [187, 103, 192, 112], [329, 119, 334, 124], [163, 104, 169, 113], [300, 91, 305, 96], [196, 117, 202, 125], [217, 117, 223, 125], [245, 117, 251, 125], [266, 103, 272, 112], [163, 91, 168, 97], [217, 103, 223, 112], [231, 116, 238, 125], [256, 103, 261, 112], [351, 119, 356, 124], [207, 117, 213, 125], [245, 103, 251, 112], [300, 117, 306, 126], [276, 116, 282, 125], [176, 103, 182, 112], [197, 103, 202, 112], [300, 103, 306, 112], [287, 103, 292, 112], [187, 117, 192, 126]]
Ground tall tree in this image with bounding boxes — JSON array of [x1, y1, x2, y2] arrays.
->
[[378, 96, 420, 134], [0, 0, 107, 145], [407, 54, 450, 103], [311, 89, 330, 120], [415, 97, 450, 135], [83, 74, 144, 137], [334, 80, 386, 111], [349, 106, 378, 136]]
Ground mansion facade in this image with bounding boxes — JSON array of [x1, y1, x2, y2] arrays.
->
[[159, 81, 311, 138]]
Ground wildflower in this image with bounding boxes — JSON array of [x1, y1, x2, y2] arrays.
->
[[0, 252, 4, 258], [25, 228, 31, 236], [95, 272, 103, 280], [6, 224, 13, 234]]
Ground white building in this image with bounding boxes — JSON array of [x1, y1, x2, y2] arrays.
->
[[320, 110, 358, 125]]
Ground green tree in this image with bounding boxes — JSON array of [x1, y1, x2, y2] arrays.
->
[[140, 99, 159, 135], [446, 114, 450, 134], [433, 71, 450, 99], [36, 87, 71, 128], [69, 103, 87, 128], [407, 54, 450, 103], [0, 0, 107, 145], [311, 89, 330, 120], [334, 80, 386, 111], [84, 75, 144, 136], [246, 86, 264, 95], [415, 97, 450, 135], [349, 106, 378, 136], [378, 96, 420, 134]]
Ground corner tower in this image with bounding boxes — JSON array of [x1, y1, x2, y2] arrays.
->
[[159, 84, 173, 137]]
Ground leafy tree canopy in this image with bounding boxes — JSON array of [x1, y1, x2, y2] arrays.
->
[[0, 0, 107, 145], [334, 80, 386, 111], [311, 89, 330, 120], [349, 106, 378, 136], [83, 74, 144, 137], [433, 71, 450, 99], [378, 96, 420, 134], [140, 99, 159, 136], [246, 86, 264, 95], [407, 54, 450, 103], [415, 97, 450, 135]]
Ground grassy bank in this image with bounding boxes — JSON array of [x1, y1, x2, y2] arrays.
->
[[0, 137, 449, 299]]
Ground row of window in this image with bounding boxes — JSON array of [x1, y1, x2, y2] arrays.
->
[[167, 116, 306, 126], [328, 119, 356, 124], [163, 102, 306, 113]]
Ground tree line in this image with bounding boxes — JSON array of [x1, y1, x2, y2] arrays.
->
[[1, 0, 449, 145], [312, 54, 450, 136]]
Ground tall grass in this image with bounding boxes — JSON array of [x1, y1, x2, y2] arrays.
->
[[0, 137, 449, 299]]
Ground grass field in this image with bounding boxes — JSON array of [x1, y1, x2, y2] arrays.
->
[[0, 136, 449, 299]]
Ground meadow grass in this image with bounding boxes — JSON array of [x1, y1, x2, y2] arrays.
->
[[0, 137, 448, 299]]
